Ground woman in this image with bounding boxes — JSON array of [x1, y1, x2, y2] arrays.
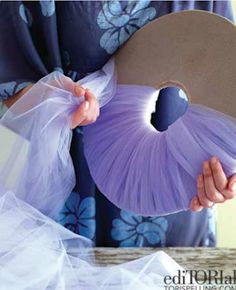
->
[[0, 0, 235, 247]]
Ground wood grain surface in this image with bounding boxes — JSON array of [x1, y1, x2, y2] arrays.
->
[[95, 247, 236, 285]]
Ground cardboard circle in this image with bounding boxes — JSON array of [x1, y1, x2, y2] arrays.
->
[[115, 10, 236, 118]]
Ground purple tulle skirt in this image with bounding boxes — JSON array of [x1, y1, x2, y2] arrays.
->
[[83, 58, 236, 216]]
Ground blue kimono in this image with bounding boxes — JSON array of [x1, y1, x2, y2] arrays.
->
[[0, 1, 234, 247]]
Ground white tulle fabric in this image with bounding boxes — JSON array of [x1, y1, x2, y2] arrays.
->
[[0, 190, 185, 290], [0, 58, 116, 219], [0, 58, 184, 289]]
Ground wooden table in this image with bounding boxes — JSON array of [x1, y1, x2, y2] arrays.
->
[[95, 247, 236, 286]]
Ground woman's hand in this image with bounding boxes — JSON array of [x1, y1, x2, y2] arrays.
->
[[59, 76, 99, 128], [190, 156, 236, 211], [70, 84, 99, 129], [4, 77, 99, 129]]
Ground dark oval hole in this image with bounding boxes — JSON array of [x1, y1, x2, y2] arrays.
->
[[151, 86, 189, 132]]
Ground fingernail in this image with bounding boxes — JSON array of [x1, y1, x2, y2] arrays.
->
[[75, 86, 84, 95], [203, 162, 209, 172], [84, 101, 89, 110], [230, 182, 236, 191], [197, 176, 201, 186], [85, 88, 92, 95], [211, 156, 218, 164]]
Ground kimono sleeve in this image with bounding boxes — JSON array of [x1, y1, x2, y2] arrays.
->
[[0, 2, 49, 100]]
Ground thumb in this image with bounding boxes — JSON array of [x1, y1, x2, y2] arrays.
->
[[70, 100, 89, 129]]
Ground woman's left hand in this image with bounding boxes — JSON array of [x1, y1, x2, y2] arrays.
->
[[70, 84, 100, 129], [190, 156, 236, 211]]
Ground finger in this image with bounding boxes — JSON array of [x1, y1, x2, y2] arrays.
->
[[74, 84, 86, 97], [79, 117, 97, 126], [79, 109, 98, 125], [71, 89, 100, 127], [70, 101, 89, 129], [225, 173, 236, 199], [79, 106, 99, 126], [198, 172, 214, 208], [85, 89, 99, 117], [210, 156, 235, 200], [190, 196, 204, 212], [85, 89, 98, 107], [210, 156, 228, 194], [203, 159, 225, 203]]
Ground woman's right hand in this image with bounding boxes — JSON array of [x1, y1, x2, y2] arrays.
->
[[3, 77, 99, 129]]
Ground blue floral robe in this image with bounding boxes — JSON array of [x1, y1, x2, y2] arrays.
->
[[0, 1, 234, 247]]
